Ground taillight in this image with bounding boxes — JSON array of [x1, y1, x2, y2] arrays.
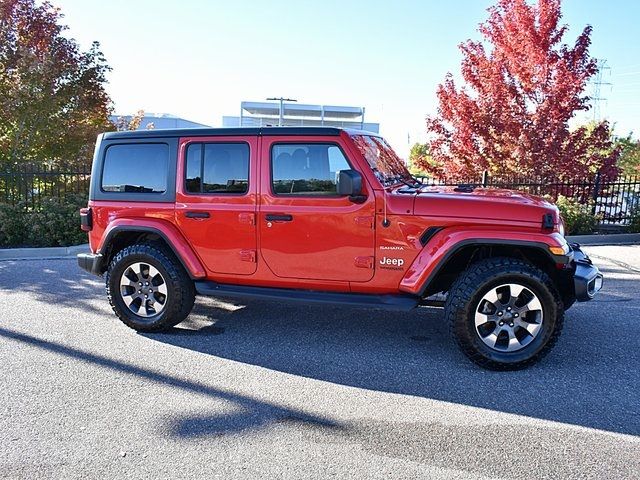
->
[[80, 207, 93, 231]]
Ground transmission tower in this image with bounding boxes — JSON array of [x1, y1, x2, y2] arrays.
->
[[591, 59, 611, 121]]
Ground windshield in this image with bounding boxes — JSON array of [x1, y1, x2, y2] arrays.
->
[[351, 135, 412, 187]]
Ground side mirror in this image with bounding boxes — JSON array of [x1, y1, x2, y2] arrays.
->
[[336, 169, 362, 195], [336, 170, 366, 204]]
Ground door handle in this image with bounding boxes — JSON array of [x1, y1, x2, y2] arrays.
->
[[185, 211, 210, 219], [265, 214, 293, 222]]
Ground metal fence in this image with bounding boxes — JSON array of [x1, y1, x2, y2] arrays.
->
[[1, 165, 639, 227], [418, 171, 640, 226], [0, 164, 91, 209]]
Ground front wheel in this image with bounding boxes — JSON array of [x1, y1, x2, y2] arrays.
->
[[444, 257, 564, 370]]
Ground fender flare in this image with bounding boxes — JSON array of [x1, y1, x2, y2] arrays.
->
[[399, 228, 570, 296], [97, 219, 206, 279]]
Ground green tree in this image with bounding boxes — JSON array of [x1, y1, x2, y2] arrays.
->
[[615, 135, 640, 176], [0, 0, 113, 169], [408, 142, 437, 176]]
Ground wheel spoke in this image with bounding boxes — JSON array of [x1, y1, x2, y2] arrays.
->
[[483, 324, 502, 348], [516, 319, 541, 336], [474, 311, 491, 328], [120, 277, 138, 288], [520, 295, 543, 313], [148, 265, 161, 280], [506, 328, 521, 351], [131, 262, 144, 278], [156, 282, 168, 295], [508, 284, 526, 301], [122, 292, 137, 306], [483, 288, 499, 305]]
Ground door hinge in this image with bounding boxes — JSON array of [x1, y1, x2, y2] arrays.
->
[[239, 249, 257, 263], [355, 216, 374, 228], [354, 256, 374, 269], [238, 213, 255, 225]]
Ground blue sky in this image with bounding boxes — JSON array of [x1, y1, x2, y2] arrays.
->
[[55, 0, 640, 157]]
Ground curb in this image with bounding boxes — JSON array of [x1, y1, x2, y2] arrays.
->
[[0, 244, 89, 261], [566, 233, 640, 246]]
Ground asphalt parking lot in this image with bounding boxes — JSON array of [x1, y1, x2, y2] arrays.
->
[[1, 246, 639, 479]]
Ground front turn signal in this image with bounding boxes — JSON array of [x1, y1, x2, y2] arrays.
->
[[549, 244, 570, 256]]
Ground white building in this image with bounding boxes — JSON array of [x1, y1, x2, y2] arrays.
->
[[110, 113, 210, 130], [223, 101, 379, 132]]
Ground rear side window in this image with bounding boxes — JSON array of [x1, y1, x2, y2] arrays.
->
[[185, 143, 250, 194], [101, 143, 169, 193], [271, 143, 350, 195]]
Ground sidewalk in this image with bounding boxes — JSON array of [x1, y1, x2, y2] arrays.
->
[[0, 244, 89, 261], [582, 244, 640, 272]]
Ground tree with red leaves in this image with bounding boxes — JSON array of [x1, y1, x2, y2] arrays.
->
[[0, 0, 112, 168], [422, 0, 619, 179]]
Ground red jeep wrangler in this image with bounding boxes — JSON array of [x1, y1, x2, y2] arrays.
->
[[78, 127, 602, 369]]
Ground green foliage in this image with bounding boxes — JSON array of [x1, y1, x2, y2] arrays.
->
[[0, 194, 87, 247], [0, 0, 113, 169], [629, 203, 640, 233], [555, 195, 598, 235], [408, 142, 440, 176], [615, 135, 640, 176]]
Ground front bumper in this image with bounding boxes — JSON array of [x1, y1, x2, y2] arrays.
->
[[571, 244, 603, 301], [77, 252, 103, 277]]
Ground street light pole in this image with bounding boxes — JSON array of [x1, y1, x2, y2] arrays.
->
[[266, 97, 297, 126]]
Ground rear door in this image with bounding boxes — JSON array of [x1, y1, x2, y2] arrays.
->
[[175, 135, 258, 275], [258, 136, 376, 282]]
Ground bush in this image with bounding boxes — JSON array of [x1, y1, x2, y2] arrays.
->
[[555, 195, 599, 235], [0, 194, 88, 248], [629, 205, 640, 233], [0, 203, 28, 247]]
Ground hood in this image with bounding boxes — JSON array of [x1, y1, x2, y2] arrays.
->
[[410, 186, 558, 225]]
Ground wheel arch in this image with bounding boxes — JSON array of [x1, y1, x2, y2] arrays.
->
[[97, 222, 206, 279], [421, 241, 561, 296], [400, 232, 571, 300]]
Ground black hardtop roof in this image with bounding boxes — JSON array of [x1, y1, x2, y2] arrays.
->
[[102, 126, 380, 140]]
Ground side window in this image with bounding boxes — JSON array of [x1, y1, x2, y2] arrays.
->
[[271, 143, 351, 195], [185, 143, 250, 194], [102, 143, 169, 193]]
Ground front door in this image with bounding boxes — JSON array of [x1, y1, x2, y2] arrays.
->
[[176, 136, 258, 275], [259, 137, 375, 282]]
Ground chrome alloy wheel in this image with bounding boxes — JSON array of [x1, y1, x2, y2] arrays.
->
[[119, 262, 168, 317], [474, 283, 544, 352]]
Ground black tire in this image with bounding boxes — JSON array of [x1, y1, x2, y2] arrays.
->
[[444, 257, 564, 370], [106, 243, 195, 332]]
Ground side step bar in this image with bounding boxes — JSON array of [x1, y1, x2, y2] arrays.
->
[[194, 281, 419, 311]]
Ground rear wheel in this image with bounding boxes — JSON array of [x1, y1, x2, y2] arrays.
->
[[106, 243, 195, 332], [444, 257, 564, 370]]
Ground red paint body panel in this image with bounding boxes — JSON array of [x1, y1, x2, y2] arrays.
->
[[175, 136, 259, 276], [413, 186, 558, 225], [86, 130, 570, 297], [93, 215, 207, 278], [258, 135, 376, 282], [399, 228, 567, 295]]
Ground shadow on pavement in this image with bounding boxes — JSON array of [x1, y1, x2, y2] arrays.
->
[[0, 326, 344, 438], [0, 259, 106, 315], [1, 259, 638, 438], [143, 262, 640, 438]]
